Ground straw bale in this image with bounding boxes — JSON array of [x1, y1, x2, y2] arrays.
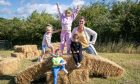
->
[[0, 57, 19, 75], [46, 71, 69, 84], [15, 50, 124, 83], [82, 52, 125, 77], [33, 50, 41, 57], [25, 45, 31, 52], [14, 45, 24, 52], [14, 45, 38, 53], [26, 52, 34, 59], [62, 52, 124, 78], [46, 69, 89, 84], [15, 57, 52, 84], [68, 69, 89, 84], [11, 52, 25, 60], [31, 45, 38, 51]]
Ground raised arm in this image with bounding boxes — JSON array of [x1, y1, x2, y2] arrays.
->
[[72, 5, 80, 20], [56, 3, 62, 18]]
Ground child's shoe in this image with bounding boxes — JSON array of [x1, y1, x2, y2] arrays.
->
[[77, 63, 81, 68], [63, 69, 68, 74], [38, 57, 43, 62]]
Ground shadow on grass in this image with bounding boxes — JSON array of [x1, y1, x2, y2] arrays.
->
[[0, 75, 15, 84], [30, 74, 46, 84], [31, 58, 38, 62], [89, 73, 108, 79]]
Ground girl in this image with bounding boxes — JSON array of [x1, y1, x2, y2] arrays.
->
[[71, 33, 83, 68], [56, 3, 80, 55], [38, 24, 54, 62]]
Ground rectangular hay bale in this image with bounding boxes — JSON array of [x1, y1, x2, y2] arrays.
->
[[69, 69, 89, 84], [15, 57, 52, 84], [11, 52, 25, 59], [0, 57, 19, 75], [46, 71, 69, 84]]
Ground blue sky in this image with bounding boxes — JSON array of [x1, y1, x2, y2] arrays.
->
[[0, 0, 138, 19]]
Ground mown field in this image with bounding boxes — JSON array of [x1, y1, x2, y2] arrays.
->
[[0, 50, 140, 84]]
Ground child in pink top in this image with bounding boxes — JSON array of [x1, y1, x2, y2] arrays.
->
[[56, 3, 80, 54]]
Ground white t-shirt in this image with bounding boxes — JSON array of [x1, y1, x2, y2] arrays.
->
[[42, 33, 52, 46]]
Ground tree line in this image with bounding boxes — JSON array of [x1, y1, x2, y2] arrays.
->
[[0, 1, 140, 52]]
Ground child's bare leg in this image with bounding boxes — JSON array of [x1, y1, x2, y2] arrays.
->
[[38, 48, 45, 62]]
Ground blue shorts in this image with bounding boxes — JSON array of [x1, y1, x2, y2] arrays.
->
[[42, 45, 48, 53]]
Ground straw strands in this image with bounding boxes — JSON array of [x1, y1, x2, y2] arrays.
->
[[15, 57, 52, 84], [12, 45, 41, 59], [0, 57, 19, 75], [15, 52, 124, 84]]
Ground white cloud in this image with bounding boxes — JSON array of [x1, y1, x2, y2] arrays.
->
[[14, 3, 69, 18], [0, 0, 11, 6], [13, 0, 85, 18], [71, 0, 85, 6], [0, 8, 11, 14]]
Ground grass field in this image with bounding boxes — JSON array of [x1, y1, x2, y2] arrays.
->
[[0, 50, 140, 84]]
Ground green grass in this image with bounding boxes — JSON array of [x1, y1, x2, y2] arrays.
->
[[0, 51, 140, 84], [88, 53, 140, 84], [0, 50, 13, 58]]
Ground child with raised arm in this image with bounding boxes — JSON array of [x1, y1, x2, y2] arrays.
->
[[71, 33, 83, 68], [52, 49, 68, 84], [38, 24, 55, 62], [56, 3, 80, 55]]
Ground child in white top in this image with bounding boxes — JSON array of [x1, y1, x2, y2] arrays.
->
[[39, 24, 54, 62]]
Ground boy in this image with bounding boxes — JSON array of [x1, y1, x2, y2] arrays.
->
[[52, 49, 68, 84], [71, 33, 83, 68]]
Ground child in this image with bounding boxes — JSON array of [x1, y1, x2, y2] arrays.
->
[[56, 3, 80, 55], [52, 49, 68, 84], [71, 33, 83, 68], [38, 24, 54, 62]]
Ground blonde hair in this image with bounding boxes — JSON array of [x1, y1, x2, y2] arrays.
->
[[65, 9, 72, 15], [45, 24, 53, 31], [73, 33, 79, 38]]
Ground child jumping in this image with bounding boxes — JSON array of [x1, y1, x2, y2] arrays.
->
[[71, 33, 83, 68], [52, 49, 68, 84], [38, 24, 54, 62], [56, 3, 80, 55]]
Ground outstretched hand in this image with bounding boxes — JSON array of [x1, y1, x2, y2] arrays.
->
[[56, 2, 59, 5], [77, 5, 80, 9]]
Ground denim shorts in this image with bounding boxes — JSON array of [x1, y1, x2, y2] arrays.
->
[[42, 45, 48, 53]]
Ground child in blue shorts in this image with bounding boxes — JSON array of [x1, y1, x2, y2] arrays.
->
[[38, 24, 54, 62], [52, 49, 68, 84]]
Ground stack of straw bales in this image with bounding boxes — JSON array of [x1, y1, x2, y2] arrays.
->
[[63, 52, 124, 77], [15, 52, 124, 84], [15, 57, 52, 84], [11, 45, 41, 59], [0, 57, 19, 75]]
